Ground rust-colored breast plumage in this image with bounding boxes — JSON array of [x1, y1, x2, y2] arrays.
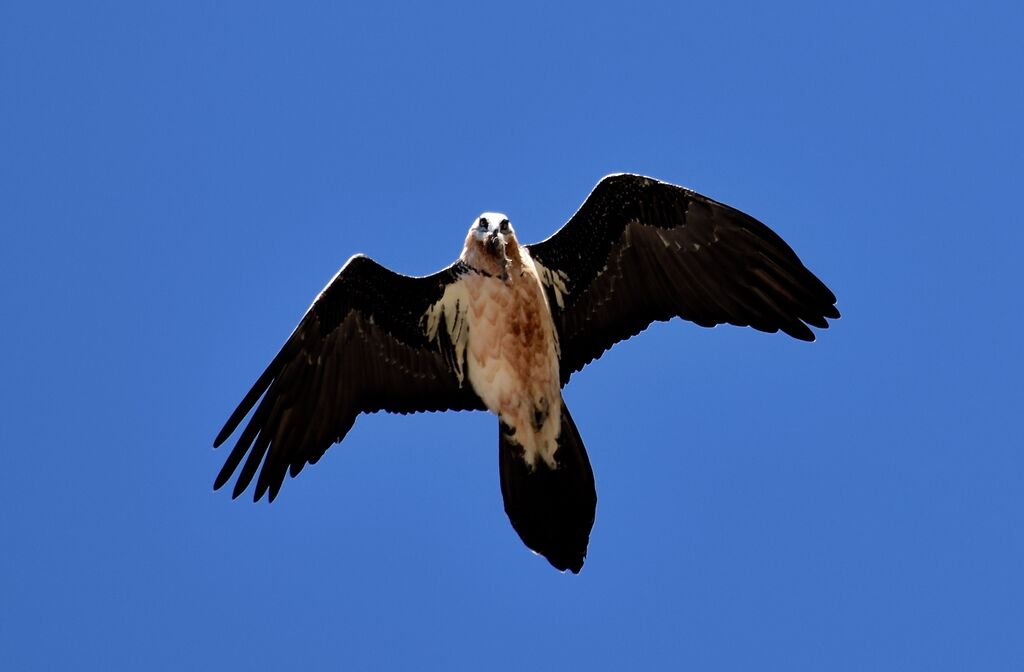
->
[[463, 250, 562, 467]]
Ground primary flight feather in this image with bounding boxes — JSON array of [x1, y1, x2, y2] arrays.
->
[[214, 173, 839, 572]]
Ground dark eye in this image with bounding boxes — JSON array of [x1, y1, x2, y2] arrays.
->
[[499, 219, 510, 232], [478, 218, 488, 230]]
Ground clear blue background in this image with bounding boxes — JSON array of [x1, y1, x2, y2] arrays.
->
[[2, 1, 1021, 669]]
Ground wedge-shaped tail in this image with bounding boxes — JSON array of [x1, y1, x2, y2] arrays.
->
[[499, 401, 597, 573]]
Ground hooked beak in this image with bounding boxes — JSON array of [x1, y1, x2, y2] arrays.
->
[[486, 232, 510, 281]]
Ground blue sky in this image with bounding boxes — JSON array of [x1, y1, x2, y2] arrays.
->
[[2, 1, 1022, 669]]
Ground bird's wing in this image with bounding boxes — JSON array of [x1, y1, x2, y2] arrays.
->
[[527, 174, 840, 385], [213, 255, 484, 502]]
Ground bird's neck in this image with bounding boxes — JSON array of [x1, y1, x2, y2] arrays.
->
[[461, 237, 524, 281]]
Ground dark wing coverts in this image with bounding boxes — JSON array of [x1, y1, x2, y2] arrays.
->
[[527, 174, 840, 384], [213, 256, 483, 502]]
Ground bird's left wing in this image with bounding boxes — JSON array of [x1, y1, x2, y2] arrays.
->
[[213, 254, 484, 502], [527, 174, 840, 385]]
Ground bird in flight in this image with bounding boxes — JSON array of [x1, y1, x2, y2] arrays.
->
[[213, 173, 839, 573]]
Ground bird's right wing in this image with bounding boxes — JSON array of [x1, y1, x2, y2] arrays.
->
[[213, 255, 484, 502]]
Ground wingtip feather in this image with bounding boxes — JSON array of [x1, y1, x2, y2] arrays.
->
[[213, 425, 232, 449]]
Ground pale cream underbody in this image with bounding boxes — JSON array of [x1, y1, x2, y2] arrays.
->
[[422, 238, 563, 468]]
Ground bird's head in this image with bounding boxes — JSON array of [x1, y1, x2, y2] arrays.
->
[[461, 212, 518, 280]]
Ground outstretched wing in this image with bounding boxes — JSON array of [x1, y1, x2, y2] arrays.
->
[[213, 255, 484, 502], [527, 174, 840, 384]]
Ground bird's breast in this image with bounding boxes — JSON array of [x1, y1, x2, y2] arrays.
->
[[464, 259, 562, 467]]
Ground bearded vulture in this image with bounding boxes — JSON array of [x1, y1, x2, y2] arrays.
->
[[213, 174, 840, 573]]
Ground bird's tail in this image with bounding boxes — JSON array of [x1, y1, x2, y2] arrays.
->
[[498, 400, 597, 573]]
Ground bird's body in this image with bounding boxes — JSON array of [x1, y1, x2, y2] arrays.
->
[[459, 222, 562, 468], [214, 174, 840, 573]]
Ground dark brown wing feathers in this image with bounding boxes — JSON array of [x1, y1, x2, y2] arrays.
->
[[213, 256, 483, 502], [527, 174, 839, 383]]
